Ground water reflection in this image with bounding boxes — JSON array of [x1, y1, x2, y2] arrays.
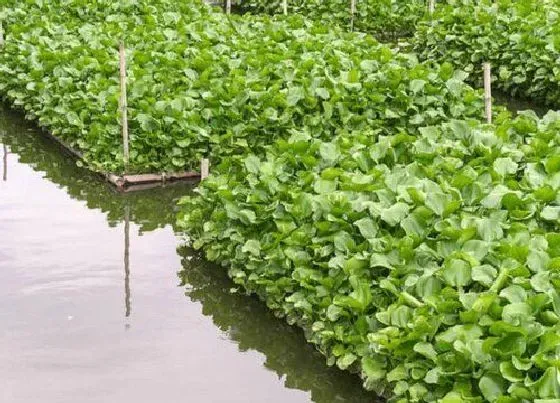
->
[[178, 247, 379, 403], [0, 106, 191, 232], [0, 105, 378, 402], [2, 143, 7, 181], [124, 204, 132, 318]]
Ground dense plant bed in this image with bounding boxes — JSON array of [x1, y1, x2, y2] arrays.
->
[[0, 0, 486, 175], [178, 111, 560, 402], [413, 0, 560, 107], [238, 0, 428, 39]]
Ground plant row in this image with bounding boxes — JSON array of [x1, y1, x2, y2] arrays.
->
[[237, 0, 429, 39], [178, 109, 560, 402], [412, 0, 560, 107], [0, 0, 486, 174]]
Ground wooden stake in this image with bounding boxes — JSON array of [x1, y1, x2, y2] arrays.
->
[[226, 0, 231, 14], [350, 0, 356, 31], [119, 42, 129, 169], [283, 0, 288, 15], [124, 204, 131, 318], [483, 62, 492, 124], [428, 0, 435, 15], [0, 23, 4, 47], [201, 158, 210, 180]]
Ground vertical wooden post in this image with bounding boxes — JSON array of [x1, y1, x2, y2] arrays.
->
[[483, 62, 492, 124], [428, 0, 435, 15], [124, 204, 131, 318], [350, 0, 356, 31], [226, 0, 231, 14], [283, 0, 288, 15], [119, 42, 129, 170], [0, 23, 4, 47], [201, 158, 210, 180]]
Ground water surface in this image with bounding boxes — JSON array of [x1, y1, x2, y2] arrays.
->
[[0, 107, 374, 403]]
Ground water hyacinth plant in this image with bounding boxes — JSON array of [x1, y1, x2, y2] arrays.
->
[[179, 110, 560, 402], [0, 0, 486, 174]]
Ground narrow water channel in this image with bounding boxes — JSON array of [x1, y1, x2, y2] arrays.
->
[[0, 106, 374, 403]]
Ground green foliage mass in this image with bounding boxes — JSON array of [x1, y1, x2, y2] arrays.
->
[[238, 0, 428, 39], [0, 0, 487, 174], [178, 110, 560, 402], [413, 0, 560, 107]]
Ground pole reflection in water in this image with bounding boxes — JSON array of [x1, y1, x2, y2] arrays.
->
[[124, 203, 131, 319], [2, 144, 6, 181]]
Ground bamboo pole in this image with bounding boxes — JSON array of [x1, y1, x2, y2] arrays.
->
[[201, 158, 209, 180], [350, 0, 356, 32], [483, 62, 492, 124], [119, 42, 130, 169], [124, 204, 131, 318], [283, 0, 288, 15], [428, 0, 435, 15], [226, 0, 231, 14]]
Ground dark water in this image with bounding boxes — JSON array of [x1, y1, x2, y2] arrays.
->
[[0, 107, 374, 403], [494, 91, 550, 117]]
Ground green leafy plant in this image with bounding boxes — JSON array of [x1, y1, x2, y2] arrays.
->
[[238, 0, 429, 39], [0, 0, 486, 175], [178, 110, 560, 402], [413, 0, 560, 107]]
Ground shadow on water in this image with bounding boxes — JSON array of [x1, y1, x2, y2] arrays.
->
[[494, 91, 551, 117], [0, 105, 378, 402], [0, 105, 192, 232], [178, 247, 378, 403]]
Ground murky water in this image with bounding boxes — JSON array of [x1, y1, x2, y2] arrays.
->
[[494, 90, 550, 117], [0, 107, 375, 403]]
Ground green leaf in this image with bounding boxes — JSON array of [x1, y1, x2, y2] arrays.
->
[[413, 342, 437, 362], [244, 155, 261, 174], [493, 157, 518, 177], [380, 202, 410, 226], [442, 259, 472, 287], [479, 375, 505, 402], [541, 206, 560, 221], [354, 217, 378, 239], [361, 356, 386, 381], [242, 239, 261, 256]]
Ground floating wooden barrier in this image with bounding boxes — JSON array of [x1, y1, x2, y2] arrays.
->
[[37, 127, 201, 192]]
